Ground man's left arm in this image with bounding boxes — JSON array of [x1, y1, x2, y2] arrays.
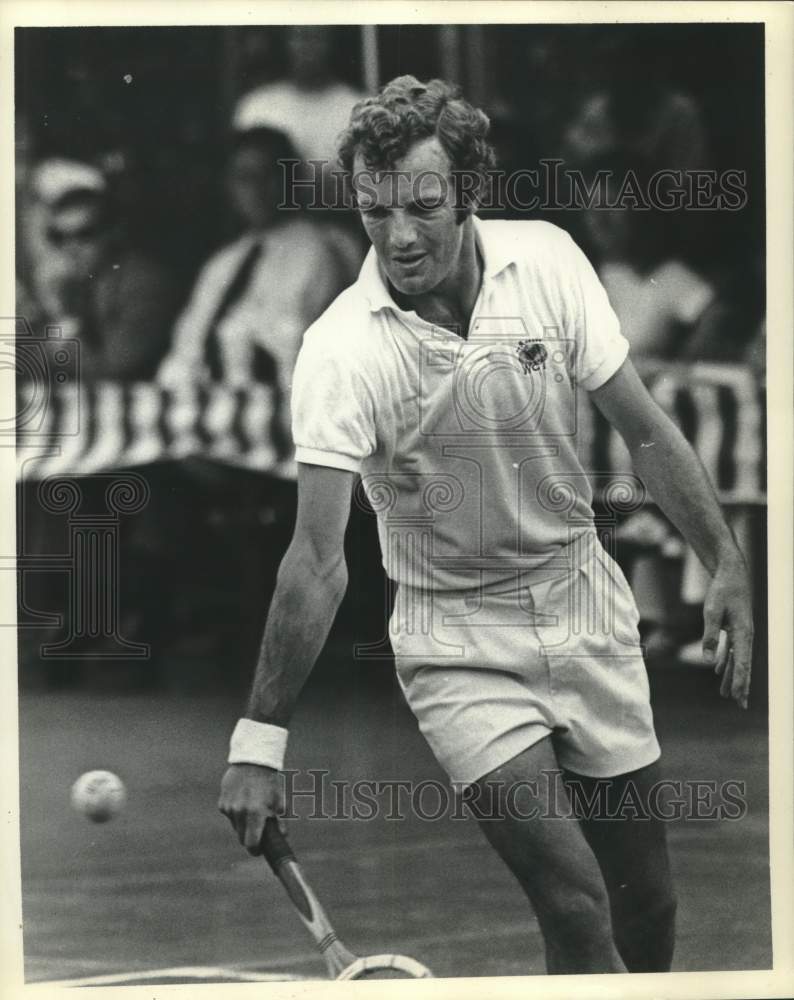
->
[[590, 357, 753, 709]]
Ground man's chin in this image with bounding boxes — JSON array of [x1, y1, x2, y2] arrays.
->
[[387, 270, 436, 296]]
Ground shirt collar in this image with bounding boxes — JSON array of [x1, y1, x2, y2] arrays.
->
[[357, 216, 518, 315]]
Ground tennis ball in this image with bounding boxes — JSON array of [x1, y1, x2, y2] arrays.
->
[[70, 770, 127, 823]]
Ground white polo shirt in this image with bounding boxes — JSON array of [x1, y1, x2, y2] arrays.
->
[[291, 218, 629, 591]]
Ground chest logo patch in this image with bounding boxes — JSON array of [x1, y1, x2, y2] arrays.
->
[[515, 339, 548, 375]]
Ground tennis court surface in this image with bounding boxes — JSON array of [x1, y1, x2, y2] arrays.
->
[[18, 661, 771, 984]]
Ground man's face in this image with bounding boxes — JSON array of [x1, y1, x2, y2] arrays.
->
[[46, 202, 108, 276], [353, 137, 464, 298], [227, 146, 278, 230]]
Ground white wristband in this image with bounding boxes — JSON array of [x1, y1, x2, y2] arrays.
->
[[228, 718, 288, 770]]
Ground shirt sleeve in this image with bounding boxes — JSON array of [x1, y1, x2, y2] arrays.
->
[[560, 231, 630, 391], [290, 330, 377, 473]]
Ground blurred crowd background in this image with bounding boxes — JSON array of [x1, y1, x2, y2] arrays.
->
[[14, 23, 766, 692]]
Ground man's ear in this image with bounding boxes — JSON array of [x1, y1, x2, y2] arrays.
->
[[454, 198, 480, 226], [453, 169, 483, 225]]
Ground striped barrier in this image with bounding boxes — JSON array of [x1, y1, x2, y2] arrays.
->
[[15, 362, 766, 504]]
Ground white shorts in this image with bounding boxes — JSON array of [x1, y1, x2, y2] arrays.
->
[[391, 537, 661, 788]]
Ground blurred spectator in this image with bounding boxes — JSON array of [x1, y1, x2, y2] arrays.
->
[[18, 160, 179, 383], [155, 125, 353, 675], [585, 167, 762, 653], [581, 161, 763, 369], [18, 157, 108, 311], [157, 126, 349, 433], [233, 26, 364, 169], [16, 160, 181, 684], [560, 26, 711, 177], [581, 159, 716, 360], [562, 70, 711, 266], [679, 254, 766, 367], [563, 89, 709, 175], [581, 157, 717, 654], [232, 24, 367, 279]]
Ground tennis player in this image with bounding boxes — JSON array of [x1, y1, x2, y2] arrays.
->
[[219, 77, 753, 975]]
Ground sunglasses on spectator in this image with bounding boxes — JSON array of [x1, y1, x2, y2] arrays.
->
[[46, 224, 102, 246]]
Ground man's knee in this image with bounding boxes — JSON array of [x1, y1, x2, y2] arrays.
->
[[541, 881, 614, 944]]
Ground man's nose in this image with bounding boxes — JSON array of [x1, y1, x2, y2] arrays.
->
[[390, 212, 418, 252]]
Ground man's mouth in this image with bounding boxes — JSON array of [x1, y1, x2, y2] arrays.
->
[[393, 252, 427, 269]]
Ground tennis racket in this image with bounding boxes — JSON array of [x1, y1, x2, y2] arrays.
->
[[261, 817, 433, 980]]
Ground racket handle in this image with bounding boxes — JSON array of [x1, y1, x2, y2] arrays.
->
[[261, 820, 314, 924], [262, 816, 296, 869], [260, 818, 356, 977]]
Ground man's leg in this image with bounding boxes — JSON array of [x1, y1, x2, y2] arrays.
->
[[562, 761, 677, 972], [470, 736, 626, 975]]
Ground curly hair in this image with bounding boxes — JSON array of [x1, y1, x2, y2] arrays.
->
[[337, 75, 497, 212]]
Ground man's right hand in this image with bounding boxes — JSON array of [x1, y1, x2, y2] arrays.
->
[[218, 763, 285, 855]]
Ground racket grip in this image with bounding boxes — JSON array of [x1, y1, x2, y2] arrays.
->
[[260, 818, 327, 930], [261, 816, 296, 870]]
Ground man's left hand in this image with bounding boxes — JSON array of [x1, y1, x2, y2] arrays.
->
[[702, 553, 754, 709]]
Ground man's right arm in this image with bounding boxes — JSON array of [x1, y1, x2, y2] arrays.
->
[[218, 462, 355, 853]]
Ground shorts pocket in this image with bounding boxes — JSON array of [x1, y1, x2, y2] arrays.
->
[[530, 548, 642, 656], [594, 547, 642, 648]]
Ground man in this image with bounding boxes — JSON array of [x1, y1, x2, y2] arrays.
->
[[156, 126, 350, 669], [233, 26, 364, 169], [218, 77, 753, 975], [157, 125, 348, 408], [16, 162, 181, 679], [21, 168, 179, 383], [232, 28, 366, 277]]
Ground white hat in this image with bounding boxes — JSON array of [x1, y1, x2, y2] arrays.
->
[[30, 157, 107, 204]]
